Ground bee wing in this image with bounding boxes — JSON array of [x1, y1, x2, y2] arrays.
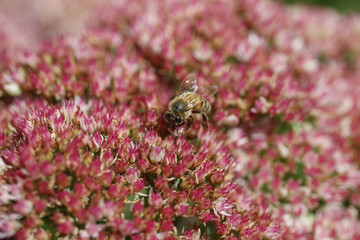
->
[[201, 85, 218, 100], [178, 73, 198, 94]]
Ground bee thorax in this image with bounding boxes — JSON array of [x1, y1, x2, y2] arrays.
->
[[172, 100, 186, 113]]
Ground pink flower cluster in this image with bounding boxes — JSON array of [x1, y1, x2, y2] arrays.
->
[[0, 99, 276, 239], [1, 0, 360, 239]]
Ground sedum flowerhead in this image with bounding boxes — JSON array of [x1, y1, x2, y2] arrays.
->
[[1, 0, 360, 239]]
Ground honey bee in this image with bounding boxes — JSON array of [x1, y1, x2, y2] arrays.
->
[[165, 73, 217, 132]]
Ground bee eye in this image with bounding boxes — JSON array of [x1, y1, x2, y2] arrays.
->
[[165, 113, 171, 119], [175, 116, 182, 123]]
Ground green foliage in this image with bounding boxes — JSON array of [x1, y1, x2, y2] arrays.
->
[[274, 115, 293, 134], [283, 161, 307, 185], [281, 0, 360, 13], [41, 217, 57, 240]]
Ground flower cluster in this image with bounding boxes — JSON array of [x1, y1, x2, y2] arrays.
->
[[0, 100, 278, 239], [1, 0, 360, 239]]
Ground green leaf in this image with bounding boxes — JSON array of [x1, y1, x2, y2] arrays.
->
[[261, 183, 272, 194], [283, 161, 306, 185], [137, 107, 146, 114], [41, 217, 58, 240], [275, 121, 293, 134], [225, 55, 240, 64]]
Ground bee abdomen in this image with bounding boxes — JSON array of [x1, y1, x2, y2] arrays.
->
[[207, 100, 212, 112], [192, 98, 211, 113], [203, 99, 211, 113]]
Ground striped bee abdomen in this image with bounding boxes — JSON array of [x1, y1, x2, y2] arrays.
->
[[181, 92, 210, 113], [202, 99, 211, 113]]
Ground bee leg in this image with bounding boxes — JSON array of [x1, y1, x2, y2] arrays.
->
[[173, 120, 187, 136], [185, 115, 194, 131], [201, 113, 209, 130], [191, 111, 208, 129], [177, 121, 186, 127], [167, 124, 176, 135]]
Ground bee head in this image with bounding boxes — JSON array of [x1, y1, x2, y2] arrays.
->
[[165, 111, 182, 124]]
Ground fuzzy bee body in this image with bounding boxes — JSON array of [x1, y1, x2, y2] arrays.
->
[[178, 92, 211, 114], [165, 74, 217, 132]]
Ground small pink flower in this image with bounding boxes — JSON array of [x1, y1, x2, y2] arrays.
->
[[119, 220, 138, 235], [154, 176, 168, 191], [143, 130, 161, 147], [89, 158, 102, 176], [213, 198, 233, 217], [253, 96, 270, 114], [83, 177, 101, 192], [98, 170, 114, 186], [160, 220, 173, 231], [107, 184, 120, 198], [173, 163, 187, 178], [34, 199, 46, 213], [136, 158, 150, 171], [149, 189, 163, 209], [162, 165, 173, 178], [216, 222, 230, 236], [74, 183, 89, 198], [88, 205, 104, 221], [132, 201, 144, 217], [264, 224, 282, 240], [39, 162, 55, 176], [209, 170, 225, 184], [132, 179, 146, 192], [68, 196, 82, 212], [199, 210, 215, 222], [89, 132, 104, 150], [125, 166, 141, 183], [163, 152, 176, 165], [193, 43, 213, 62], [57, 220, 74, 235], [13, 200, 33, 215], [24, 215, 42, 228], [174, 204, 188, 216], [235, 33, 263, 62], [144, 220, 157, 234], [14, 228, 30, 239], [0, 184, 20, 205], [146, 110, 158, 126], [35, 228, 49, 240], [270, 53, 288, 74], [85, 222, 105, 238], [161, 205, 174, 219], [150, 146, 165, 163], [0, 215, 21, 239]]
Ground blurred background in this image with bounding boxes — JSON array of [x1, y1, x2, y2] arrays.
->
[[0, 0, 359, 53], [281, 0, 360, 12]]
